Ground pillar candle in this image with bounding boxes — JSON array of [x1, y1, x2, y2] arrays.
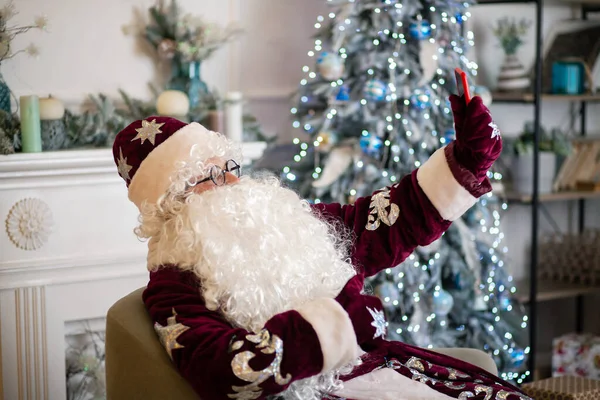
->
[[39, 96, 65, 120], [156, 90, 190, 117], [20, 95, 42, 153], [224, 92, 243, 143]]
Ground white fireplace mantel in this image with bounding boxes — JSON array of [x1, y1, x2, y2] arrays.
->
[[0, 142, 267, 400]]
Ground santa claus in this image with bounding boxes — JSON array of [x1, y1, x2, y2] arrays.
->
[[112, 95, 532, 400]]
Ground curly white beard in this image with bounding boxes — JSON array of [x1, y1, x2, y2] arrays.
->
[[136, 173, 359, 399]]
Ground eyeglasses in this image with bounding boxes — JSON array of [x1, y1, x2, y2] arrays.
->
[[197, 159, 241, 186]]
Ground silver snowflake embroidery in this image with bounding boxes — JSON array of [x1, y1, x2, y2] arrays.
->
[[116, 148, 133, 181], [367, 307, 386, 339], [489, 121, 501, 139]]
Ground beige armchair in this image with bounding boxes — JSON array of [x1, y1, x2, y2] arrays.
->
[[105, 288, 498, 400]]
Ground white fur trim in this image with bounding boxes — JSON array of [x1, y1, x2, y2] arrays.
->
[[128, 123, 211, 210], [332, 368, 454, 400], [295, 298, 359, 373], [416, 147, 477, 221]]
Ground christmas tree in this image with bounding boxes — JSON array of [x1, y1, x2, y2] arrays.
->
[[282, 0, 530, 383]]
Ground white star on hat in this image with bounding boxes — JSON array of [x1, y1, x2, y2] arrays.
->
[[116, 148, 133, 181], [132, 119, 165, 145]]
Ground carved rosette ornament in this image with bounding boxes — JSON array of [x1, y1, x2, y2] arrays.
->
[[5, 198, 53, 250]]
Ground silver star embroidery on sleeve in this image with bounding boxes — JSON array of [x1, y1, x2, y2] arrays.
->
[[154, 308, 190, 360], [367, 306, 386, 339]]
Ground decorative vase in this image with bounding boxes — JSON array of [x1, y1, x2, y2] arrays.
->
[[497, 54, 531, 92], [0, 72, 11, 113], [167, 60, 209, 109]]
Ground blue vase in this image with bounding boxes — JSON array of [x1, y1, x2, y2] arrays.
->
[[187, 61, 209, 108], [167, 60, 209, 109], [0, 72, 11, 113]]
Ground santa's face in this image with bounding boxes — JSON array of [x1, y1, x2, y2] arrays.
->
[[136, 158, 356, 333]]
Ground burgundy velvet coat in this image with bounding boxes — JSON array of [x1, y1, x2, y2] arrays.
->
[[142, 142, 531, 400]]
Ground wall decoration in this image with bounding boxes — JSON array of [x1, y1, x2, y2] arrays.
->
[[5, 198, 53, 250]]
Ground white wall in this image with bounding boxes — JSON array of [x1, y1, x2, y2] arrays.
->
[[5, 0, 600, 330]]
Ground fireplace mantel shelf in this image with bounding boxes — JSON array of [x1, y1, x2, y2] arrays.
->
[[0, 142, 268, 190]]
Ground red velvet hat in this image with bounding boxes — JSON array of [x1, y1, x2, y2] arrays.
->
[[112, 116, 237, 211]]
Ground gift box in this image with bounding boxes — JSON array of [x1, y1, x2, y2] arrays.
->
[[522, 376, 600, 399], [552, 333, 600, 379]]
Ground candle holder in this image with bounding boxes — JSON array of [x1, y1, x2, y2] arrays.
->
[[41, 120, 67, 151]]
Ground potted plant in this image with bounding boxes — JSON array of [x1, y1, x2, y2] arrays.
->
[[510, 122, 570, 194], [492, 17, 532, 92]]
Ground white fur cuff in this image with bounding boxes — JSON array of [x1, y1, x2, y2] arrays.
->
[[296, 298, 359, 373], [416, 147, 478, 221]]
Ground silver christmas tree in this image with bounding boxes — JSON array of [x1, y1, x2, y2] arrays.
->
[[282, 0, 530, 383]]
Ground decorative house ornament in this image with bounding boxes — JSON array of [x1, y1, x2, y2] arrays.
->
[[5, 198, 53, 250]]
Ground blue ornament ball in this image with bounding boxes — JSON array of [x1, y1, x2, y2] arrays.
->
[[409, 20, 432, 40], [336, 85, 350, 101], [511, 349, 526, 367], [410, 90, 431, 109], [317, 52, 344, 81], [433, 289, 454, 316], [359, 131, 384, 156], [455, 13, 465, 24], [363, 79, 387, 101], [500, 296, 511, 310]]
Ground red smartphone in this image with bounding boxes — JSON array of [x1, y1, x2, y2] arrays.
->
[[454, 67, 472, 104]]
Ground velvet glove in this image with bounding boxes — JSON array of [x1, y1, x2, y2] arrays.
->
[[449, 94, 503, 182], [335, 274, 386, 348]]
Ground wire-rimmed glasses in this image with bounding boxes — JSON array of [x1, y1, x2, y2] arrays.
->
[[197, 159, 241, 186]]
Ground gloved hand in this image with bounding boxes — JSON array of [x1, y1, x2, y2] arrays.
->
[[335, 274, 386, 349], [449, 95, 502, 183]]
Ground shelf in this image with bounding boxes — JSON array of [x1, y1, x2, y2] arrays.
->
[[491, 92, 600, 104], [503, 190, 600, 203], [513, 279, 600, 303]]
